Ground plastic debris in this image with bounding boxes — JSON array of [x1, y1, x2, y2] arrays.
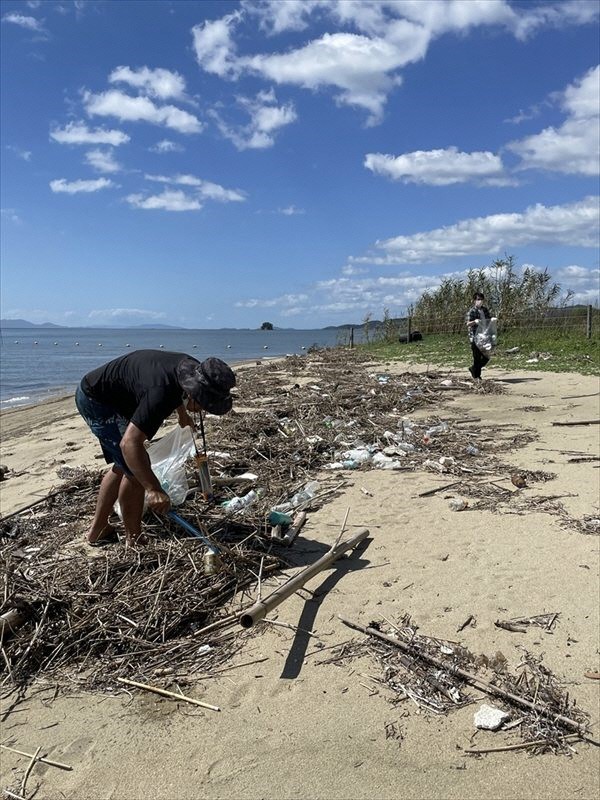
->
[[448, 498, 469, 511], [474, 704, 510, 731]]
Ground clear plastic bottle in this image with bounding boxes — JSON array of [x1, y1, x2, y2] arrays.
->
[[223, 489, 259, 513], [448, 498, 469, 511], [425, 422, 449, 438], [290, 480, 320, 507]]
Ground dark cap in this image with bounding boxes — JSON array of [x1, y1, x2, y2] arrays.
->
[[177, 357, 236, 415]]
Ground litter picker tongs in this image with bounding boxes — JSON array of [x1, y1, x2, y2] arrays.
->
[[192, 411, 213, 502]]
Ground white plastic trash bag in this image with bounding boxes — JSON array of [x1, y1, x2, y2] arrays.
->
[[147, 425, 195, 506], [475, 317, 498, 357]]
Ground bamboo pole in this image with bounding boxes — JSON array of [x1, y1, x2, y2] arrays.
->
[[116, 677, 220, 711], [0, 744, 73, 772], [338, 616, 599, 745], [239, 528, 369, 628]]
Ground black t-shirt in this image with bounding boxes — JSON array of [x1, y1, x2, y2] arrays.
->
[[82, 350, 197, 440]]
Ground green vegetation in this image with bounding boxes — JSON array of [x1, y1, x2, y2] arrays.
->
[[360, 329, 599, 376], [353, 255, 599, 376]]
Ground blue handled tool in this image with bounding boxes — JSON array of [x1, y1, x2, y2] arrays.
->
[[167, 510, 220, 555]]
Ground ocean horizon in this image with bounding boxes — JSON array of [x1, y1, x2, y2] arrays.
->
[[0, 326, 358, 410]]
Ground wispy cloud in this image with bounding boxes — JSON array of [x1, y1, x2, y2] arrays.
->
[[2, 12, 48, 36], [84, 89, 203, 134], [353, 196, 600, 265], [6, 145, 32, 161], [210, 88, 296, 149], [50, 121, 130, 146], [109, 65, 188, 101], [1, 208, 23, 224], [88, 307, 167, 322], [144, 173, 246, 202], [277, 205, 305, 215], [125, 190, 202, 211], [365, 147, 514, 187], [149, 139, 183, 153], [84, 149, 122, 173], [50, 177, 114, 194]]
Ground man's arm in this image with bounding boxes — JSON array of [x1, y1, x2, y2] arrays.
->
[[176, 404, 195, 429], [120, 422, 170, 513]]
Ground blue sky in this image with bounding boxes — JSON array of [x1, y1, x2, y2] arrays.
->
[[1, 0, 599, 329]]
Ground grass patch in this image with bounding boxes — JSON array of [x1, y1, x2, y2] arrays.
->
[[360, 330, 599, 376]]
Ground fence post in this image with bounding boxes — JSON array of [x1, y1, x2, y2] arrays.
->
[[407, 316, 412, 342], [350, 327, 354, 349], [586, 305, 592, 339]]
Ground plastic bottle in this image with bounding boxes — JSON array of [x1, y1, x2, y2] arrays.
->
[[425, 422, 449, 438], [290, 480, 320, 507], [223, 489, 259, 513], [448, 498, 469, 511]]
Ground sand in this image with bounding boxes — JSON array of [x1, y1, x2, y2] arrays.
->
[[1, 360, 599, 800]]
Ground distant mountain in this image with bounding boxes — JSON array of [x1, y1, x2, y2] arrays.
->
[[0, 318, 65, 328], [0, 319, 187, 329]]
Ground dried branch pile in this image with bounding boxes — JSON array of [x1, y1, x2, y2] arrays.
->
[[0, 347, 594, 692], [335, 614, 591, 754]]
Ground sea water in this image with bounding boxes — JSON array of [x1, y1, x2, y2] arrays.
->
[[0, 327, 355, 409]]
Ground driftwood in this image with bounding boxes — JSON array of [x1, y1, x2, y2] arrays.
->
[[551, 419, 600, 426], [239, 528, 369, 628], [464, 733, 581, 755], [116, 677, 220, 711], [282, 511, 307, 546], [339, 616, 599, 745]]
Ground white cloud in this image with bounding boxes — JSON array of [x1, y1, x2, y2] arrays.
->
[[144, 173, 245, 202], [194, 1, 597, 125], [84, 89, 203, 134], [508, 66, 600, 175], [149, 139, 183, 153], [210, 88, 297, 149], [1, 208, 22, 224], [109, 66, 187, 100], [352, 196, 600, 264], [126, 190, 203, 211], [6, 145, 32, 161], [554, 264, 600, 303], [235, 293, 309, 308], [85, 149, 121, 173], [278, 205, 305, 215], [365, 147, 514, 186], [2, 12, 47, 34], [50, 177, 114, 194], [50, 121, 130, 146]]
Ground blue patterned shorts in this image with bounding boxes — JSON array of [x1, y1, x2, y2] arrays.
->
[[75, 384, 131, 474]]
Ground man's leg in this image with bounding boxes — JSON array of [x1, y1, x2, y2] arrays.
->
[[118, 473, 146, 544], [470, 342, 479, 378], [87, 466, 123, 543]]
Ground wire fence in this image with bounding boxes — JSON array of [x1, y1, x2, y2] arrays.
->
[[385, 305, 598, 340]]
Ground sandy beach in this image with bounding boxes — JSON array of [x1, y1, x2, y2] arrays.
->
[[1, 355, 599, 800]]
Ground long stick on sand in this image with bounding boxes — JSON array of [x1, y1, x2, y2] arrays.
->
[[116, 677, 220, 711], [338, 616, 599, 746], [0, 744, 72, 771], [239, 528, 369, 629]]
